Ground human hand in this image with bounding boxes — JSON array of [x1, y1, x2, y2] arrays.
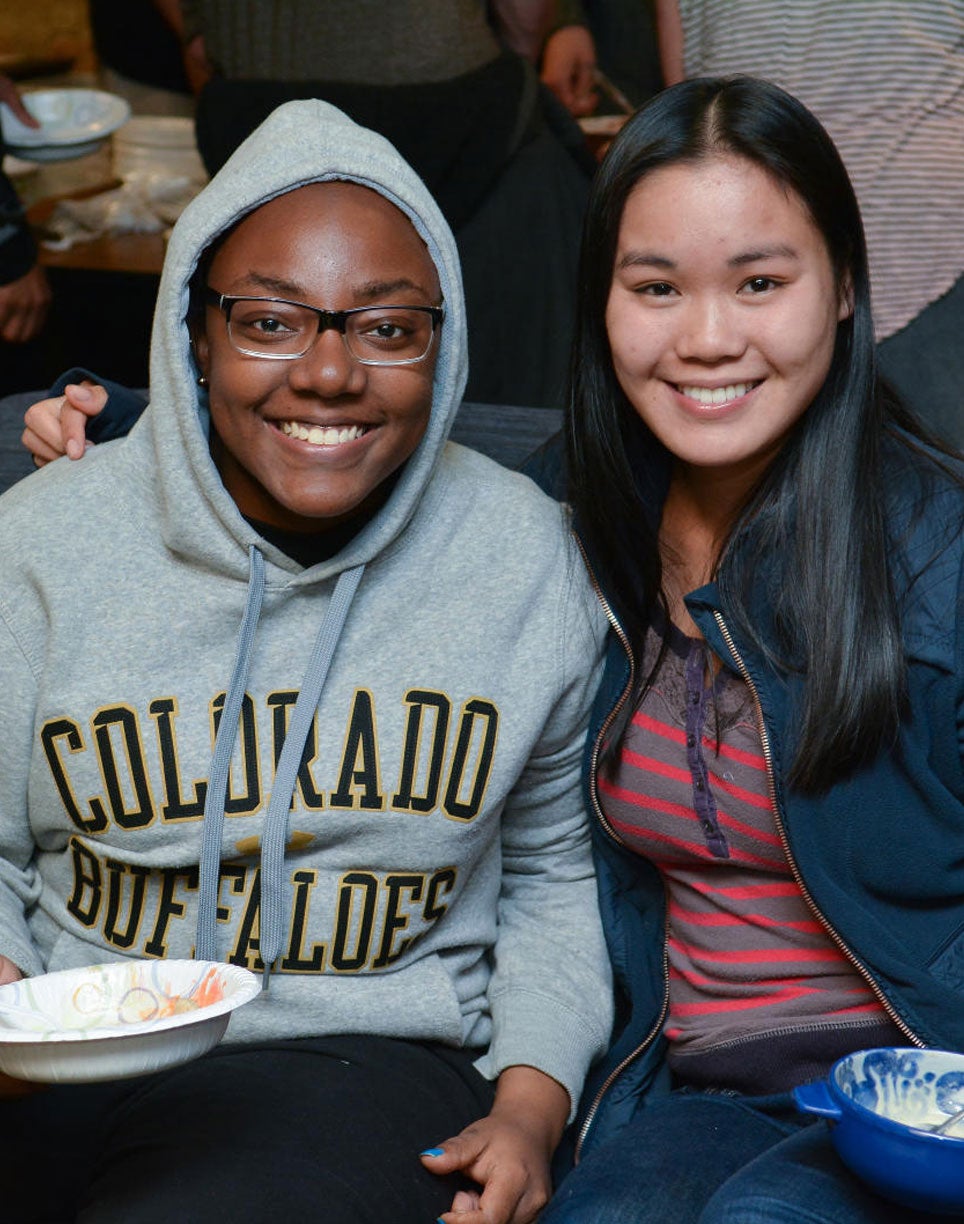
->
[[0, 75, 39, 128], [22, 380, 107, 466], [0, 956, 43, 1098], [0, 265, 51, 344], [421, 1066, 569, 1223], [0, 954, 22, 987], [540, 26, 598, 117]]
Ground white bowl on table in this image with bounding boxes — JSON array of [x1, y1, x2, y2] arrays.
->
[[0, 88, 131, 163]]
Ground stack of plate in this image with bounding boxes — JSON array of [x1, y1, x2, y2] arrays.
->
[[113, 115, 206, 186]]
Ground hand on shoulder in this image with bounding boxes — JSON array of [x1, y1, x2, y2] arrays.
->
[[22, 381, 107, 466], [0, 955, 43, 1098]]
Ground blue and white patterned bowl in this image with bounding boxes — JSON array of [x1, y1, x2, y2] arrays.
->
[[794, 1048, 964, 1215]]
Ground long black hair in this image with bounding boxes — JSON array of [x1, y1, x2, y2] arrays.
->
[[567, 75, 950, 792]]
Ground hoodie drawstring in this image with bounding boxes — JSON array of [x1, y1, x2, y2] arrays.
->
[[258, 561, 364, 985], [194, 546, 365, 986], [196, 545, 265, 964]]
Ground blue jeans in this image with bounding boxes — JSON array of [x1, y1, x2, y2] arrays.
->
[[543, 1089, 945, 1223]]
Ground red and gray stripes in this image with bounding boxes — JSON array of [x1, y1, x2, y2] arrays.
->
[[601, 630, 884, 1055]]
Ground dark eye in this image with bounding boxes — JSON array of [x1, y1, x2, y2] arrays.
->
[[638, 282, 676, 297], [253, 315, 293, 335], [352, 309, 427, 354], [369, 320, 407, 340], [744, 276, 777, 294]]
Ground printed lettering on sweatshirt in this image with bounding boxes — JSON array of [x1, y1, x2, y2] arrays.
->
[[39, 686, 498, 972]]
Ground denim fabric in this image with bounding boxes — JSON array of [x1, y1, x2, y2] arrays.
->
[[544, 1089, 943, 1223]]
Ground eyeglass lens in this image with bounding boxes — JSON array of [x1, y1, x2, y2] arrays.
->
[[226, 300, 436, 363]]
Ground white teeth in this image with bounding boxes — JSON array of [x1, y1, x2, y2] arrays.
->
[[679, 383, 754, 406], [280, 421, 367, 445]]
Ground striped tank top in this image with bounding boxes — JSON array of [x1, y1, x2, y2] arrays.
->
[[600, 622, 902, 1091]]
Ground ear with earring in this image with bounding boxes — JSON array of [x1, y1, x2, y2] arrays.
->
[[190, 339, 208, 387]]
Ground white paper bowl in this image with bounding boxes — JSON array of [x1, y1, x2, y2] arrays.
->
[[0, 88, 131, 162], [0, 960, 260, 1083]]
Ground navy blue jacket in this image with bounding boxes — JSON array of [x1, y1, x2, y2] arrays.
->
[[532, 435, 964, 1163]]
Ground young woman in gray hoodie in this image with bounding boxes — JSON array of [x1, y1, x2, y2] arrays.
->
[[0, 100, 612, 1223]]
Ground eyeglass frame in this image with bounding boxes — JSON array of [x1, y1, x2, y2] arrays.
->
[[204, 288, 444, 366]]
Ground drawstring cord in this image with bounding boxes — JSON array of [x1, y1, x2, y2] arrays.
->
[[196, 546, 265, 964], [194, 545, 365, 991], [259, 563, 364, 987]]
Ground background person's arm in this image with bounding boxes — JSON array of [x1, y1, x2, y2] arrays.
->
[[151, 0, 212, 92], [490, 0, 557, 62], [655, 0, 685, 84], [541, 22, 599, 116], [0, 77, 50, 344]]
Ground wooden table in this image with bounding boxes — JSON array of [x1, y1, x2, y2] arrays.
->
[[30, 207, 166, 275], [16, 145, 167, 275]]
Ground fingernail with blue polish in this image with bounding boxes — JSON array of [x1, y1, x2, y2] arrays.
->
[[420, 1147, 445, 1157]]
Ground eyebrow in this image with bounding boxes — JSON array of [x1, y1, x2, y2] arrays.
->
[[616, 251, 675, 272], [355, 277, 433, 301], [241, 273, 434, 301], [728, 244, 800, 267], [615, 244, 801, 272]]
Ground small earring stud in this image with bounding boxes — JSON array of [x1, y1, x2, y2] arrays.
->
[[198, 375, 209, 387]]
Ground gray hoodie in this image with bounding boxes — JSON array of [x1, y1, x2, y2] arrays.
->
[[0, 100, 611, 1107]]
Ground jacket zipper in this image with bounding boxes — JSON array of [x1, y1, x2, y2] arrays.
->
[[574, 928, 670, 1162], [572, 535, 671, 1161], [712, 609, 922, 1047], [573, 535, 634, 848]]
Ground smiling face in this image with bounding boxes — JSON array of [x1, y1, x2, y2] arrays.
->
[[194, 181, 441, 532], [605, 155, 851, 490]]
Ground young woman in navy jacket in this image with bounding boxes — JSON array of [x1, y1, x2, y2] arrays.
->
[[538, 75, 964, 1223]]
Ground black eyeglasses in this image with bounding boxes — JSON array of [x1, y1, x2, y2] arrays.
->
[[204, 289, 443, 366]]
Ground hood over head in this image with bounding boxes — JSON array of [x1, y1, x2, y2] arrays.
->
[[147, 97, 468, 580], [140, 101, 468, 979]]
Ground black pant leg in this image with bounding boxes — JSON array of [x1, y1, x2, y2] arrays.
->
[[72, 1036, 494, 1224]]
